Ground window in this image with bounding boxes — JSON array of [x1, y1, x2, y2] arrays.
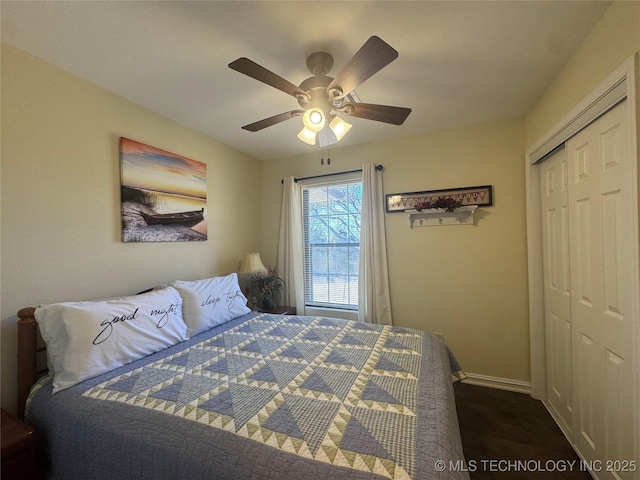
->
[[302, 178, 362, 310]]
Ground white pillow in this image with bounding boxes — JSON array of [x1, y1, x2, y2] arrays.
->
[[35, 286, 188, 393], [172, 273, 250, 337]]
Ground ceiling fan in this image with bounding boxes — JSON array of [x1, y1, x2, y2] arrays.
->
[[228, 36, 412, 146]]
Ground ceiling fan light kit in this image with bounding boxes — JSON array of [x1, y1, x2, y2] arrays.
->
[[229, 36, 411, 147], [297, 127, 317, 145], [302, 108, 326, 132], [329, 116, 352, 141]]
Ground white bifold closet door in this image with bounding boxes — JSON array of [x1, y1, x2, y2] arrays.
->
[[541, 100, 636, 479], [567, 100, 635, 475], [540, 147, 573, 438]]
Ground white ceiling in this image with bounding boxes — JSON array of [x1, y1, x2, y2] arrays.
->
[[1, 1, 612, 160]]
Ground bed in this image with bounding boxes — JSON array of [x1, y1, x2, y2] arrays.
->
[[16, 276, 469, 480]]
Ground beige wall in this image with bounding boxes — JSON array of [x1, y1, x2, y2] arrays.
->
[[524, 0, 640, 147], [258, 0, 640, 385], [0, 44, 263, 414], [2, 0, 638, 414], [259, 118, 530, 383]]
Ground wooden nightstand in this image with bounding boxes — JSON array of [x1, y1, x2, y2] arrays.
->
[[1, 409, 36, 480], [258, 306, 296, 315]]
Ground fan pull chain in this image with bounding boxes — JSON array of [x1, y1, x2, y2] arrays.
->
[[320, 146, 331, 166]]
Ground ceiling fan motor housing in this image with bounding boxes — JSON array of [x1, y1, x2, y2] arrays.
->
[[298, 74, 334, 113]]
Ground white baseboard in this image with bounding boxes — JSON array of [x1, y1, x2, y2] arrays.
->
[[462, 372, 531, 394]]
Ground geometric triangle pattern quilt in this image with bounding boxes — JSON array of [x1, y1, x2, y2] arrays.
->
[[83, 314, 425, 479]]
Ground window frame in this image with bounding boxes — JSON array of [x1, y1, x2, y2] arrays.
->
[[300, 172, 362, 313]]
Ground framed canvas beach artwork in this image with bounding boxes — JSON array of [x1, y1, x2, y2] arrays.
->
[[120, 138, 207, 242]]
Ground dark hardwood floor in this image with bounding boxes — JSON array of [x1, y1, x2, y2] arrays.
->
[[454, 382, 593, 479]]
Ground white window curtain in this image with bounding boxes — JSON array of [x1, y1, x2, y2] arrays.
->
[[276, 177, 305, 315], [358, 163, 393, 325]]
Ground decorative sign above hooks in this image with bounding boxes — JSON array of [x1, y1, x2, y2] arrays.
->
[[385, 185, 492, 213]]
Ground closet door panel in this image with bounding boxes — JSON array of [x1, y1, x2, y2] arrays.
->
[[575, 332, 598, 452], [540, 148, 573, 435], [567, 101, 635, 474], [569, 132, 604, 464], [597, 112, 635, 478]]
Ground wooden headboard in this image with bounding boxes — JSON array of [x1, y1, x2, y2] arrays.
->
[[17, 307, 46, 420]]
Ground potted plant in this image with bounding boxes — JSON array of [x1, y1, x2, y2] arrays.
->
[[252, 268, 285, 312]]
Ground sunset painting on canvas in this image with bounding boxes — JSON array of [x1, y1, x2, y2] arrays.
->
[[120, 137, 207, 242]]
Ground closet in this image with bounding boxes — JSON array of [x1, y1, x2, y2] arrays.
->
[[539, 100, 636, 478]]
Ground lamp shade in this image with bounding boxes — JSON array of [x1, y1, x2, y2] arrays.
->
[[238, 252, 268, 277], [302, 108, 325, 132], [297, 127, 317, 145], [329, 116, 352, 141]]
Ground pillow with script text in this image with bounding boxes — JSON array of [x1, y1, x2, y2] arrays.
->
[[172, 273, 250, 337], [35, 286, 187, 393]]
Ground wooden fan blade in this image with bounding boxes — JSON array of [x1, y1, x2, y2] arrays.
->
[[229, 58, 308, 99], [241, 110, 304, 132], [327, 36, 398, 99], [343, 103, 411, 125]]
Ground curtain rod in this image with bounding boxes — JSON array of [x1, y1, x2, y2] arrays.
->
[[281, 164, 383, 184]]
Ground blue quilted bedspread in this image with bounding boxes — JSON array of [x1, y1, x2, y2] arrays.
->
[[28, 312, 469, 479]]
